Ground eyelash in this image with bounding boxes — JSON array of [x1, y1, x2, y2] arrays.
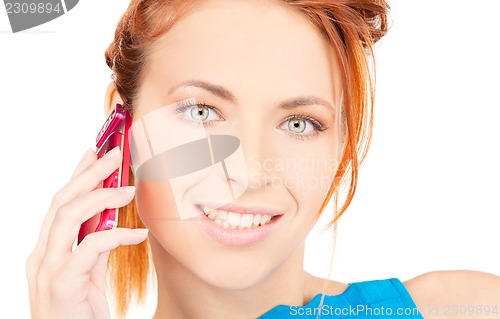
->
[[281, 113, 327, 140], [175, 101, 327, 140], [175, 101, 222, 124]]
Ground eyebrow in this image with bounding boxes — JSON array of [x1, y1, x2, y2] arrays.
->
[[168, 80, 236, 102], [168, 79, 335, 114], [278, 96, 335, 115]]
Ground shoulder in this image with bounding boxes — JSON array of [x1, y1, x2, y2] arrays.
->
[[303, 272, 348, 302], [404, 270, 500, 319]]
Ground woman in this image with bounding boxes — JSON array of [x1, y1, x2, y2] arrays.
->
[[26, 0, 500, 318]]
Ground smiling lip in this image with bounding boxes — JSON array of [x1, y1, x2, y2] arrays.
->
[[195, 202, 284, 247]]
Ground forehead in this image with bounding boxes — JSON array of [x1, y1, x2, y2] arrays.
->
[[139, 0, 341, 107]]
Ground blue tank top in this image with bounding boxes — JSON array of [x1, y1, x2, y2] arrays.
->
[[258, 278, 424, 318]]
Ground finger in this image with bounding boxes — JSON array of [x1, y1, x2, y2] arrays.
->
[[44, 186, 136, 264], [70, 148, 98, 180], [52, 146, 123, 209], [29, 148, 98, 266], [35, 148, 96, 236], [67, 228, 148, 276], [34, 147, 123, 259], [90, 251, 110, 293]]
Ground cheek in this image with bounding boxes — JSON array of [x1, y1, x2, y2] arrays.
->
[[265, 146, 338, 205], [268, 146, 338, 235], [135, 181, 205, 261], [136, 181, 180, 221]]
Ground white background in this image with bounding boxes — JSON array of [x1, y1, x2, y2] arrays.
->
[[1, 1, 499, 317]]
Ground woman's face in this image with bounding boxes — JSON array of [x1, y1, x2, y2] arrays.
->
[[132, 0, 342, 289]]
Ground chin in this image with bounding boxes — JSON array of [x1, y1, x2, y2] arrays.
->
[[193, 258, 276, 291]]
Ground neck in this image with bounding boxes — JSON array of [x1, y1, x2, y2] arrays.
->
[[150, 236, 308, 319]]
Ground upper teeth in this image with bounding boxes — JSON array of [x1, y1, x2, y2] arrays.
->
[[200, 206, 273, 229]]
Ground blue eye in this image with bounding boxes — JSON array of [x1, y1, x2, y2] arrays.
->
[[279, 114, 326, 139], [282, 117, 314, 134], [176, 102, 221, 123]]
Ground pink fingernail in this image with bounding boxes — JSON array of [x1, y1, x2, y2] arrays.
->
[[103, 146, 121, 160], [118, 186, 136, 194], [133, 228, 149, 234]]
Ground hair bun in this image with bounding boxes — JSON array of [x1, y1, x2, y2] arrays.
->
[[347, 0, 391, 46], [105, 45, 115, 70]]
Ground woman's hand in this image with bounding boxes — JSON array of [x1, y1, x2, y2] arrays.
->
[[26, 148, 149, 319]]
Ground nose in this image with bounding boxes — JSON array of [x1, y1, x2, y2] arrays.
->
[[212, 126, 271, 196]]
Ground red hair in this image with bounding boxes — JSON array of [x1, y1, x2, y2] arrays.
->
[[104, 0, 390, 316]]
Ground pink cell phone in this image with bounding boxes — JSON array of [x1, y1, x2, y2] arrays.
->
[[77, 104, 132, 244]]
